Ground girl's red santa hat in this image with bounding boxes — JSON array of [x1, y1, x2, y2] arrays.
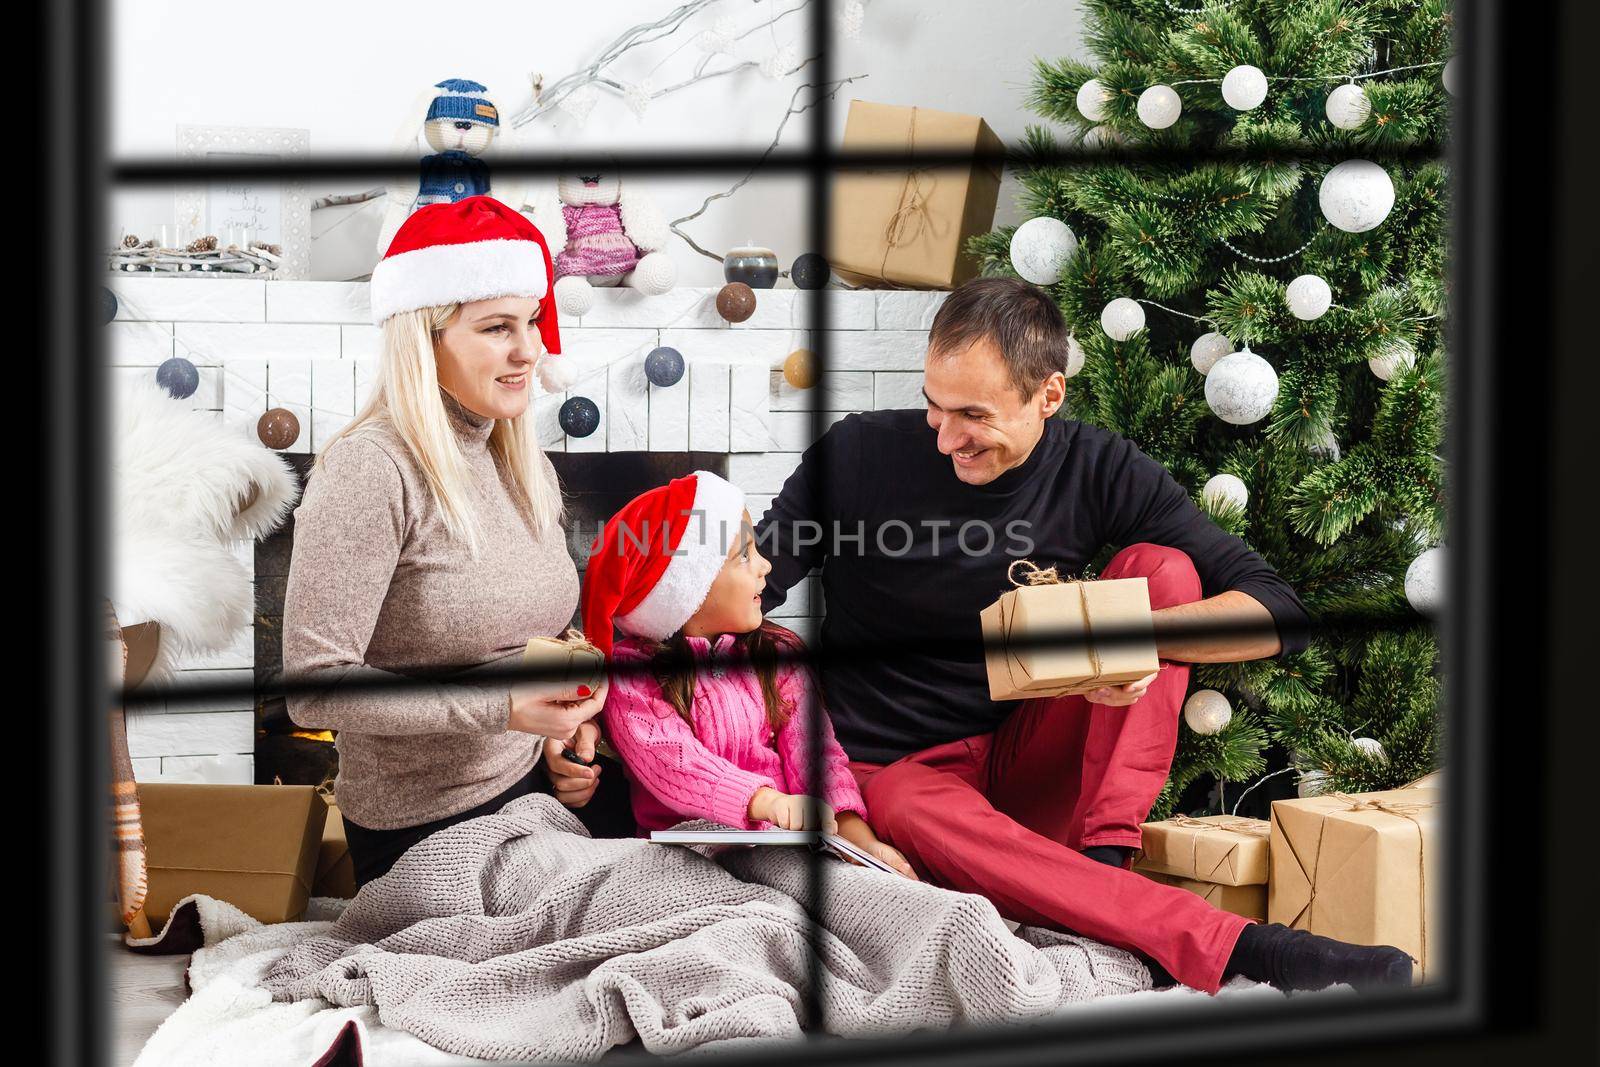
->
[[580, 470, 748, 655], [369, 195, 577, 391]]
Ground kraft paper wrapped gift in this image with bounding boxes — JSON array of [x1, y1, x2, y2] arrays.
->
[[1139, 869, 1267, 922], [1268, 787, 1441, 980], [314, 798, 356, 900], [461, 630, 608, 702], [829, 99, 1005, 289], [1135, 814, 1270, 886], [137, 783, 326, 926], [980, 565, 1159, 700]]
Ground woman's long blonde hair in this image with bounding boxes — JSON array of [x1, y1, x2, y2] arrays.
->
[[315, 302, 564, 554]]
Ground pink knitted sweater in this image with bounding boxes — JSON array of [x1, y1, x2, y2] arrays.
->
[[603, 633, 868, 833]]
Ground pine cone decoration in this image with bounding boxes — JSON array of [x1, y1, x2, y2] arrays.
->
[[187, 235, 218, 253], [121, 234, 140, 249], [249, 240, 283, 256]]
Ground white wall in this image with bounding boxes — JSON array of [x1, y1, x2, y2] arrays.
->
[[108, 0, 1086, 284]]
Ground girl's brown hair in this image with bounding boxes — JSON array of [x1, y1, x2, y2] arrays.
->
[[646, 622, 801, 732]]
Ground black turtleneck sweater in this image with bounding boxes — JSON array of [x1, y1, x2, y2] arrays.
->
[[755, 410, 1310, 765]]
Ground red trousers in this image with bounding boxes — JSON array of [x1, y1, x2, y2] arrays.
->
[[849, 543, 1250, 992]]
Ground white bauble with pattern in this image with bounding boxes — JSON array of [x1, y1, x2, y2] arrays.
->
[[1009, 217, 1079, 286], [1205, 348, 1279, 425], [1183, 689, 1233, 735], [1065, 332, 1086, 378], [1202, 473, 1249, 512], [1405, 546, 1444, 615], [1352, 736, 1388, 763], [1369, 337, 1417, 381], [1319, 159, 1396, 233]]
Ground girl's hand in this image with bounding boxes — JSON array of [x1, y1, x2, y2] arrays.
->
[[543, 721, 602, 808], [834, 812, 919, 880], [749, 788, 837, 834], [508, 678, 608, 739], [859, 839, 918, 880]]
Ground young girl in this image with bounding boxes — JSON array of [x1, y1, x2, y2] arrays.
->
[[579, 469, 914, 877]]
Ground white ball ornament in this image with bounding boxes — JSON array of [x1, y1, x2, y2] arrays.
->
[[1297, 770, 1332, 798], [1100, 297, 1146, 341], [1221, 65, 1268, 110], [1076, 78, 1111, 122], [1205, 347, 1279, 425], [1442, 58, 1457, 96], [1065, 332, 1086, 378], [1352, 737, 1388, 763], [1405, 546, 1444, 615], [1319, 159, 1396, 233], [1081, 125, 1127, 150], [1183, 689, 1233, 735], [1324, 83, 1372, 129], [1285, 274, 1333, 320], [1009, 217, 1079, 286], [1369, 337, 1416, 381], [1189, 331, 1233, 375], [1202, 473, 1249, 512], [1137, 85, 1182, 129]]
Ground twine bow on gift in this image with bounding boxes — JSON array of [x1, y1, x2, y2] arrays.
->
[[1326, 792, 1436, 973], [999, 559, 1104, 686], [871, 106, 936, 287]]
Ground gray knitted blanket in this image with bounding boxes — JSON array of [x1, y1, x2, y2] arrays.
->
[[261, 794, 1149, 1060]]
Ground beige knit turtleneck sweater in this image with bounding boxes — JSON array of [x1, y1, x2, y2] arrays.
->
[[283, 388, 579, 830]]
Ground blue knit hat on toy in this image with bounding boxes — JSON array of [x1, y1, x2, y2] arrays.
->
[[425, 78, 500, 127]]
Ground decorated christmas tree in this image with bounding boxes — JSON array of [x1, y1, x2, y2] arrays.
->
[[970, 0, 1450, 815]]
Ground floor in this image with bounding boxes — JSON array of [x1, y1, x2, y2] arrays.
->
[[106, 934, 188, 1067]]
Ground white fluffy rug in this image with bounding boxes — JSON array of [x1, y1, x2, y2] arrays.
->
[[129, 895, 1336, 1066]]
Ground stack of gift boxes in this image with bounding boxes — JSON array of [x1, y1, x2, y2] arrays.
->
[[1132, 774, 1440, 982], [979, 569, 1443, 983]]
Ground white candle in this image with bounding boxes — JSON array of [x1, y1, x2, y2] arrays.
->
[[160, 224, 168, 249]]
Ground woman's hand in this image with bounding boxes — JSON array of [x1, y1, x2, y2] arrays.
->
[[507, 678, 608, 739], [543, 720, 602, 809], [748, 787, 837, 834], [834, 811, 918, 880]]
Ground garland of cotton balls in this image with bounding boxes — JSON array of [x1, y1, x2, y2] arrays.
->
[[1285, 274, 1333, 320], [157, 356, 199, 400], [1319, 159, 1396, 233], [1010, 217, 1079, 286], [1325, 82, 1372, 129], [1183, 689, 1233, 735], [1076, 78, 1110, 122], [1202, 473, 1249, 511], [1405, 545, 1443, 614], [644, 346, 685, 388], [1100, 297, 1145, 341], [559, 396, 601, 438], [1204, 346, 1279, 425], [1189, 331, 1232, 375], [1137, 85, 1182, 129], [1221, 65, 1268, 110]]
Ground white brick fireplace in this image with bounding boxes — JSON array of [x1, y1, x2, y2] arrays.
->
[[109, 277, 950, 784]]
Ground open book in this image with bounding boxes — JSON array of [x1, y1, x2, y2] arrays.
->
[[649, 828, 901, 876]]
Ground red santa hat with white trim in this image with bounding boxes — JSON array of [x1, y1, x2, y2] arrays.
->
[[580, 470, 749, 656], [369, 195, 577, 391]]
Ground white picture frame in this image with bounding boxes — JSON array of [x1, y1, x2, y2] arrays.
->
[[176, 125, 311, 279]]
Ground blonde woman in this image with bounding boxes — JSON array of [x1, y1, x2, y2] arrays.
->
[[283, 197, 628, 888]]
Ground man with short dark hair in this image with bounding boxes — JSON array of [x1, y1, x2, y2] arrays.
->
[[757, 276, 1412, 993]]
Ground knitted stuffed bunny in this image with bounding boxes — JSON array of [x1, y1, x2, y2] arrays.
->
[[529, 164, 677, 317]]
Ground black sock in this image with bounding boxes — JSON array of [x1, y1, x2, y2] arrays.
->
[[1226, 922, 1414, 991], [1082, 844, 1133, 868]]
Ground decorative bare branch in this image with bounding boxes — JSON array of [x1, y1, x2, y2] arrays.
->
[[669, 72, 868, 263]]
